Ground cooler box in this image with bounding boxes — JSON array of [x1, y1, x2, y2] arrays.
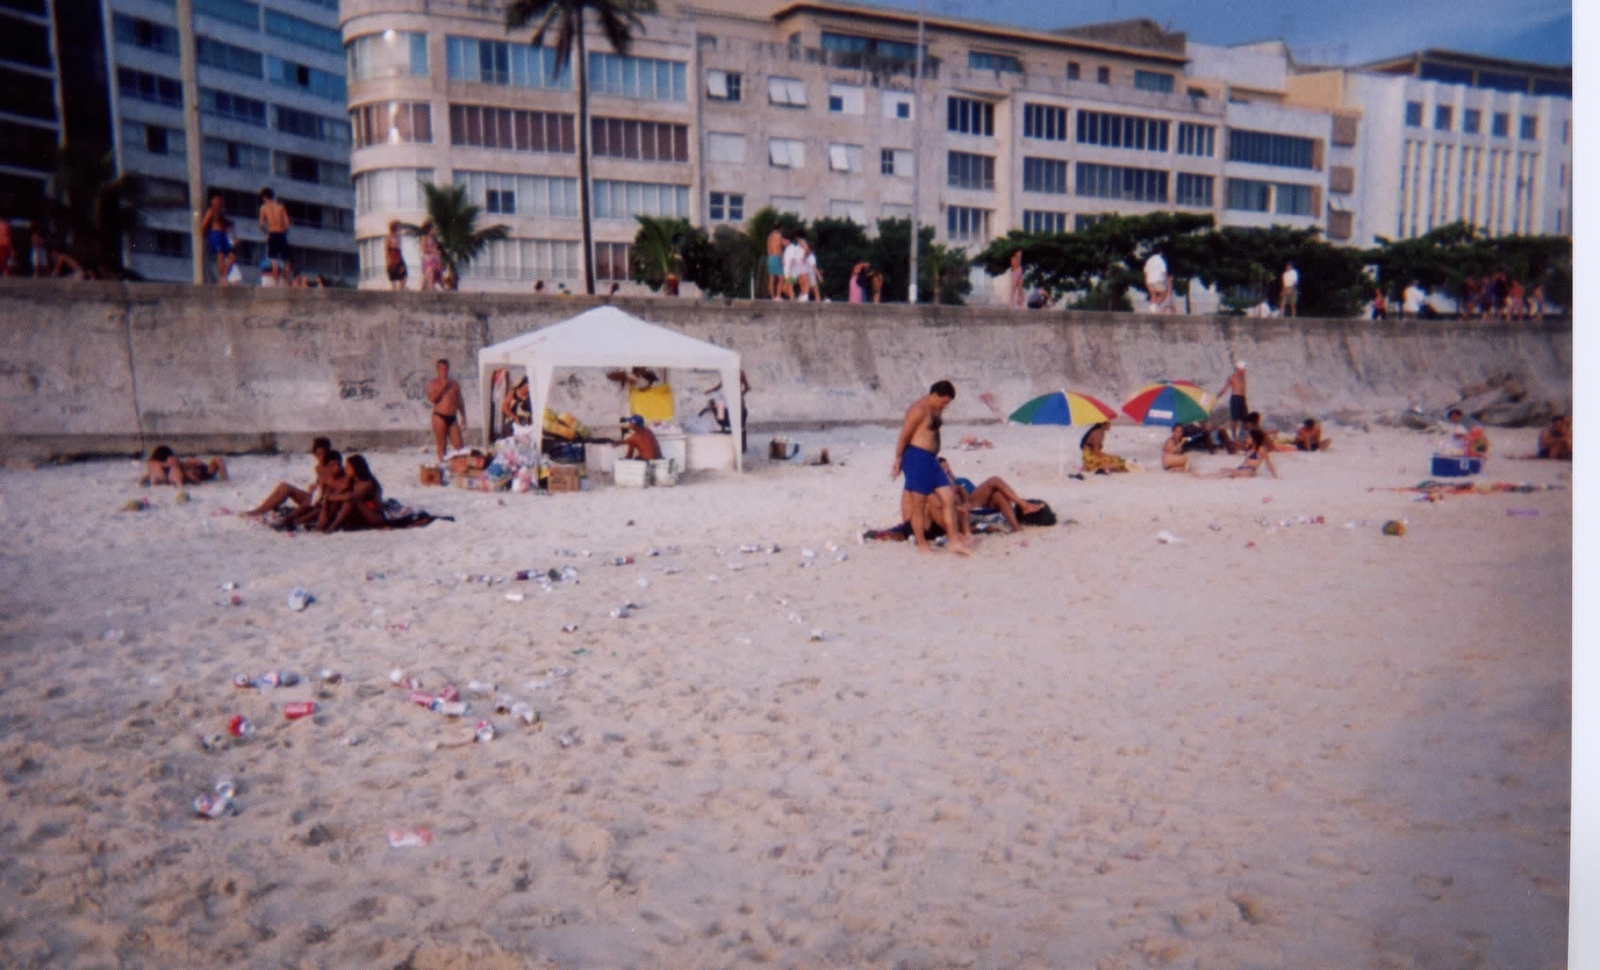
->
[[1431, 455, 1482, 477], [649, 458, 678, 486], [613, 459, 649, 487]]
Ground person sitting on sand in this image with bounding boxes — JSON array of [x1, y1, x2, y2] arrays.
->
[[1080, 422, 1133, 473], [243, 437, 335, 518], [1537, 415, 1570, 460], [937, 457, 1044, 533], [319, 454, 387, 532], [1214, 429, 1278, 478], [1444, 407, 1490, 462], [1161, 426, 1191, 472], [621, 415, 661, 461], [1293, 418, 1330, 452], [143, 445, 227, 486]]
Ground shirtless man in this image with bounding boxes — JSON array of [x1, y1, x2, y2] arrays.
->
[[620, 415, 662, 460], [765, 227, 788, 299], [258, 187, 292, 284], [892, 380, 970, 555], [426, 359, 466, 461], [1293, 418, 1329, 452], [200, 194, 235, 284], [1216, 361, 1248, 444]]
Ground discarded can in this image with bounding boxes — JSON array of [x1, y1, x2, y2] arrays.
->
[[610, 607, 630, 619], [493, 694, 514, 713], [408, 690, 436, 708], [213, 776, 237, 800], [387, 828, 433, 848], [510, 702, 538, 725], [505, 592, 525, 602], [610, 556, 634, 566], [283, 701, 316, 720], [228, 594, 243, 607], [474, 720, 496, 743], [437, 685, 460, 703], [193, 793, 231, 818], [318, 668, 341, 684], [365, 571, 385, 581], [466, 680, 496, 696], [1382, 520, 1407, 536], [233, 674, 255, 689], [433, 700, 469, 717], [227, 714, 254, 738], [514, 569, 532, 581], [277, 670, 301, 687], [199, 733, 227, 752], [287, 588, 312, 612]]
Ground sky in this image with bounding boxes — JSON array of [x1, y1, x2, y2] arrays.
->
[[868, 0, 1572, 67]]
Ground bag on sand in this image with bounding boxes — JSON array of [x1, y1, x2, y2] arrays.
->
[[1018, 501, 1056, 526]]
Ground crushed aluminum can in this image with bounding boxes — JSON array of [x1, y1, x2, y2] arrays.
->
[[474, 720, 496, 743], [233, 674, 255, 689], [193, 793, 231, 819], [318, 668, 341, 684], [437, 686, 460, 703], [609, 607, 630, 619], [227, 714, 254, 738], [493, 694, 513, 714], [387, 827, 433, 848], [510, 702, 538, 725], [283, 701, 316, 720], [287, 588, 312, 611], [213, 776, 237, 800], [408, 691, 436, 708], [433, 700, 469, 717]]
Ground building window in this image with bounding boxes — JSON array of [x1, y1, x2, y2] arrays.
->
[[354, 168, 434, 215], [1274, 183, 1314, 215], [1186, 86, 1207, 99], [203, 137, 270, 173], [1133, 70, 1174, 93], [276, 105, 351, 145], [1434, 104, 1452, 131], [1227, 129, 1316, 169], [947, 97, 994, 136], [1078, 110, 1169, 152], [588, 52, 687, 101], [351, 102, 432, 148], [884, 92, 913, 120], [117, 68, 182, 108], [1066, 61, 1080, 80], [1096, 65, 1110, 84], [141, 229, 192, 259], [1076, 162, 1168, 202], [827, 83, 865, 114], [197, 37, 264, 78], [1405, 101, 1423, 127], [880, 202, 911, 221], [274, 152, 349, 187], [829, 199, 866, 223], [708, 191, 744, 221], [1022, 157, 1068, 194], [770, 196, 805, 216], [946, 205, 991, 243], [706, 132, 745, 164], [1175, 172, 1213, 207], [130, 122, 183, 158], [264, 9, 342, 55], [1176, 122, 1215, 156], [1225, 178, 1271, 211], [1492, 112, 1510, 137], [1074, 214, 1102, 231], [1520, 115, 1537, 140], [768, 138, 805, 168], [592, 118, 689, 162], [202, 87, 266, 125], [194, 0, 259, 30], [447, 104, 575, 153], [1021, 210, 1067, 233], [454, 172, 576, 218], [1463, 109, 1481, 134], [1023, 103, 1068, 140], [594, 242, 631, 281], [880, 148, 912, 176], [446, 37, 569, 88], [348, 32, 429, 81], [819, 31, 922, 63], [828, 143, 863, 173], [267, 56, 347, 102], [706, 69, 741, 101], [947, 151, 995, 190], [113, 14, 178, 55], [592, 180, 690, 220], [767, 76, 808, 107], [457, 238, 581, 281], [969, 51, 1022, 73]]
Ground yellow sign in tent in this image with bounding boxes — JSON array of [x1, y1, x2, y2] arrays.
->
[[628, 382, 675, 422]]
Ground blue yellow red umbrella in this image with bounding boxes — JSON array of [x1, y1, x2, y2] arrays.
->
[[1121, 381, 1213, 427]]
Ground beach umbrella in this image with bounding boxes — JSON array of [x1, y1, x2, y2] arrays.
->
[[1009, 390, 1118, 476], [1121, 380, 1213, 427]]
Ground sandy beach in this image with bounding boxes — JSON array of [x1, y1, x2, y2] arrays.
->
[[0, 421, 1569, 969]]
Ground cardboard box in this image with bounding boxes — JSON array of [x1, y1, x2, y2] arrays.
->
[[547, 463, 583, 494], [419, 465, 442, 486], [1431, 455, 1482, 477]]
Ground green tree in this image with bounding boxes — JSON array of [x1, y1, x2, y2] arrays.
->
[[1179, 224, 1367, 316], [978, 212, 1214, 309], [406, 181, 509, 288], [869, 218, 937, 303], [806, 216, 871, 301], [628, 215, 683, 291], [504, 0, 657, 295], [705, 225, 757, 299], [1363, 222, 1571, 311]]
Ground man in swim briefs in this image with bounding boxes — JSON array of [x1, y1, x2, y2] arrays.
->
[[1216, 361, 1248, 444], [892, 380, 970, 555], [427, 358, 466, 461]]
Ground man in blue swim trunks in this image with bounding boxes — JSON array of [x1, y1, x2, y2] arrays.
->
[[892, 380, 970, 555], [201, 194, 235, 284], [765, 226, 788, 299]]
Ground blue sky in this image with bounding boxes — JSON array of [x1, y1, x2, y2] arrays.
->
[[868, 0, 1572, 67]]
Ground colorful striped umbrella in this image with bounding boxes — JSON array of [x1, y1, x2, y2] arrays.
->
[[1121, 381, 1213, 427], [1009, 390, 1118, 476]]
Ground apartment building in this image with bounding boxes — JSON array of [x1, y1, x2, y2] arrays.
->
[[0, 0, 65, 223], [1286, 50, 1571, 248], [106, 0, 358, 281]]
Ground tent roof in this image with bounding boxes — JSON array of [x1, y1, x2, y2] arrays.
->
[[478, 305, 738, 371]]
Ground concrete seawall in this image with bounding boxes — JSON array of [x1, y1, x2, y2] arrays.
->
[[0, 279, 1571, 462]]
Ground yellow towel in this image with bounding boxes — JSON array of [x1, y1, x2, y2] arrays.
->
[[629, 383, 674, 422]]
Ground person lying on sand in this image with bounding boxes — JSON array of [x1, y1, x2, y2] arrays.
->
[[243, 437, 334, 518], [143, 445, 227, 487], [938, 457, 1043, 533], [1536, 415, 1571, 460], [1293, 419, 1330, 452], [1080, 422, 1137, 473], [1212, 429, 1278, 478], [1162, 426, 1190, 472], [318, 454, 387, 532]]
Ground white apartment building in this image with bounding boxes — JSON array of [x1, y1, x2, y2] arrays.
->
[[1287, 50, 1571, 248], [106, 0, 359, 281]]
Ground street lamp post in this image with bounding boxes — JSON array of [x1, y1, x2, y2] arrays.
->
[[908, 0, 925, 305]]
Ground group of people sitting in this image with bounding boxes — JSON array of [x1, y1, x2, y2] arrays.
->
[[872, 456, 1051, 544], [242, 437, 389, 532]]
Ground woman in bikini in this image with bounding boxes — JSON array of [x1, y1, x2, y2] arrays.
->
[[1215, 429, 1278, 478], [1161, 425, 1190, 472], [319, 454, 388, 532]]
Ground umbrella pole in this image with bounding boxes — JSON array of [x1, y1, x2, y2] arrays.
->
[[1059, 428, 1065, 478]]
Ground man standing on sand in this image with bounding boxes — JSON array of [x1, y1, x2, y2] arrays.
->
[[258, 187, 291, 284], [892, 380, 970, 555], [1217, 361, 1248, 444], [766, 226, 787, 299], [427, 358, 466, 461]]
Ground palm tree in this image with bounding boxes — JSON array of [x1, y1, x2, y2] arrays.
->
[[504, 0, 657, 296], [629, 215, 680, 291], [407, 182, 509, 289]]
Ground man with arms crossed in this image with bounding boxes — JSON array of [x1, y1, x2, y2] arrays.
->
[[892, 380, 970, 555], [427, 359, 467, 461]]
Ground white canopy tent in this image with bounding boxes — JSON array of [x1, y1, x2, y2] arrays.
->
[[476, 305, 743, 471]]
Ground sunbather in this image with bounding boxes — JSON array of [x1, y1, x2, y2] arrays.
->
[[1293, 419, 1330, 452], [243, 437, 334, 518], [143, 445, 227, 486], [1537, 415, 1571, 460], [938, 457, 1043, 532], [319, 454, 387, 532], [1080, 422, 1133, 473], [1213, 429, 1278, 478], [1161, 426, 1190, 472]]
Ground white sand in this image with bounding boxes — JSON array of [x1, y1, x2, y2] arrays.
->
[[0, 423, 1569, 969]]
